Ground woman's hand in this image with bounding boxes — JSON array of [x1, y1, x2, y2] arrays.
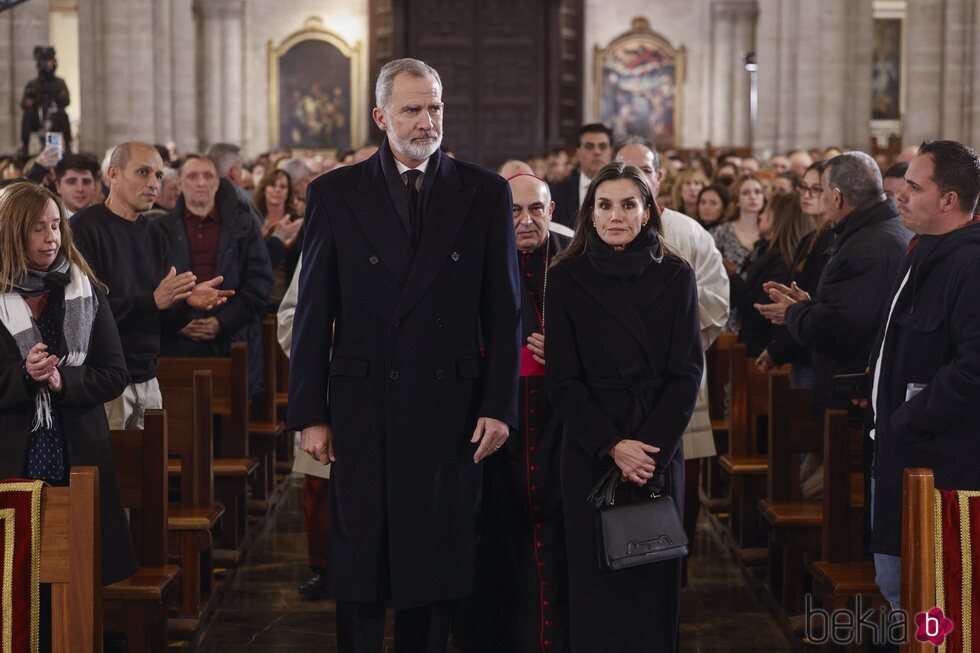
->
[[25, 343, 59, 383], [756, 348, 774, 372], [610, 439, 660, 486], [47, 367, 63, 393]]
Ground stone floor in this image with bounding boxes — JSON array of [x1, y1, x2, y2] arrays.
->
[[180, 477, 796, 651]]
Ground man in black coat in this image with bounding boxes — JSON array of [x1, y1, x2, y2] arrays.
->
[[759, 152, 912, 424], [867, 140, 980, 609], [157, 155, 273, 397], [549, 123, 613, 228], [288, 58, 521, 652]]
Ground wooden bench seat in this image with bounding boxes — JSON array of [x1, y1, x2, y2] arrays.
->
[[167, 457, 259, 478], [168, 504, 225, 531], [758, 499, 822, 526], [105, 410, 182, 651], [718, 453, 768, 475]]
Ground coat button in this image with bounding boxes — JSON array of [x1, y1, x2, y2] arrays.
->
[[392, 320, 401, 328], [388, 370, 399, 380], [369, 255, 379, 265], [451, 251, 460, 262], [434, 318, 444, 328], [435, 369, 446, 380]]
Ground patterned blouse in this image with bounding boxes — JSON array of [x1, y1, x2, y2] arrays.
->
[[712, 222, 753, 332]]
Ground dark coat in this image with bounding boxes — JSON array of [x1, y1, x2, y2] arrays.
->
[[0, 289, 138, 585], [767, 226, 835, 367], [869, 221, 980, 556], [287, 140, 521, 609], [545, 251, 703, 653], [549, 174, 581, 228], [156, 179, 273, 395], [785, 199, 911, 421], [733, 240, 791, 357]]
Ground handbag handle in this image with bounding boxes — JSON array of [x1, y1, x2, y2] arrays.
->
[[587, 466, 667, 509]]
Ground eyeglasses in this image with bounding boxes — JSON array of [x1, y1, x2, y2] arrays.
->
[[797, 184, 824, 197]]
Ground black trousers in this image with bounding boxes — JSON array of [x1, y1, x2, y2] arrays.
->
[[337, 599, 453, 653]]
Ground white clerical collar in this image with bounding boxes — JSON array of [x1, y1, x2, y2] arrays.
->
[[395, 158, 430, 176]]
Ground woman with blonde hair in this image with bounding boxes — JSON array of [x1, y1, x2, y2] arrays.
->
[[0, 182, 137, 644], [712, 174, 766, 330], [670, 167, 707, 218]]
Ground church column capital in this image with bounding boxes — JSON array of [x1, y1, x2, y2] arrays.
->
[[192, 0, 245, 21]]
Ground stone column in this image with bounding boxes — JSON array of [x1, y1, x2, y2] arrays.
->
[[193, 0, 246, 150], [0, 1, 51, 153], [709, 0, 757, 148]]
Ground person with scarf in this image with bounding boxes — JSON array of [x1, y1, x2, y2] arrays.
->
[[0, 183, 137, 595], [545, 162, 702, 652]]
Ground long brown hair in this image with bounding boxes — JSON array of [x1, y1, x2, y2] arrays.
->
[[723, 173, 766, 223], [253, 168, 296, 219], [0, 182, 106, 293], [765, 191, 814, 268], [552, 161, 665, 266]]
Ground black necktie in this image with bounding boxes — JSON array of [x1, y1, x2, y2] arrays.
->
[[404, 169, 423, 250]]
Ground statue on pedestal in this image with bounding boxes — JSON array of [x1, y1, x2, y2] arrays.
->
[[20, 46, 71, 156]]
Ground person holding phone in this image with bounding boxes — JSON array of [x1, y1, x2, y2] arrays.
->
[[254, 168, 304, 311]]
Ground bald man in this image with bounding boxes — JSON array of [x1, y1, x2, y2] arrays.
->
[[617, 141, 729, 585], [457, 173, 571, 652], [72, 141, 232, 429]]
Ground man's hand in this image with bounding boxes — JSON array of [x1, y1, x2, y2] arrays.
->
[[526, 332, 545, 366], [180, 317, 221, 340], [301, 423, 335, 464], [755, 281, 809, 325], [35, 147, 60, 170], [272, 217, 305, 249], [756, 348, 774, 373], [154, 267, 197, 310], [186, 275, 235, 311], [471, 417, 510, 463], [25, 343, 58, 383]]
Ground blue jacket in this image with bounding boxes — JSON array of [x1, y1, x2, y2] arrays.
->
[[869, 220, 980, 555]]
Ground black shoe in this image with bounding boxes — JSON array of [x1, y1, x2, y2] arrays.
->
[[298, 570, 327, 599]]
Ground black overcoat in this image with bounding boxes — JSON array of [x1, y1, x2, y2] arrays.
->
[[287, 142, 521, 608], [869, 221, 980, 556], [0, 289, 138, 585], [545, 251, 703, 653]]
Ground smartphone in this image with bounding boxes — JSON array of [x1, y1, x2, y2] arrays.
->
[[45, 132, 63, 165]]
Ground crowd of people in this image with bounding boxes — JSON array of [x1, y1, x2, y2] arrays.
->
[[1, 55, 979, 653]]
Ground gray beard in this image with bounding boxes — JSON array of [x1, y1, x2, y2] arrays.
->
[[389, 130, 442, 163]]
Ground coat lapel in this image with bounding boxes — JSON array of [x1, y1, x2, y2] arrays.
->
[[393, 153, 474, 318], [564, 257, 659, 373], [346, 154, 414, 282]]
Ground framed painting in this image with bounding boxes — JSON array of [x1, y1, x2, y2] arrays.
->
[[594, 17, 685, 150], [871, 17, 902, 121], [268, 17, 364, 150]]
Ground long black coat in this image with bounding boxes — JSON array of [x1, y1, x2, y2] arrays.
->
[[545, 251, 703, 653], [0, 289, 138, 585], [156, 180, 273, 395], [287, 141, 521, 608], [732, 241, 791, 357], [869, 221, 980, 556], [785, 199, 911, 421]]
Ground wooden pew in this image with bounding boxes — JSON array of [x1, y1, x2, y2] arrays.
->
[[157, 344, 258, 553], [757, 370, 823, 615], [808, 409, 882, 652], [718, 341, 771, 554], [104, 409, 181, 652], [274, 334, 293, 474], [162, 370, 225, 628], [39, 466, 101, 653], [700, 332, 736, 513], [247, 317, 287, 510], [901, 468, 936, 653]]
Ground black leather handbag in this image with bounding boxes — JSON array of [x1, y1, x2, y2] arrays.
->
[[587, 467, 689, 571]]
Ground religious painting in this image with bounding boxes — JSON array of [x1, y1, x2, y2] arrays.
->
[[872, 18, 902, 121], [595, 18, 684, 149], [268, 17, 364, 150]]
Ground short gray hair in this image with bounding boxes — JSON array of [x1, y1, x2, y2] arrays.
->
[[277, 158, 312, 183], [375, 58, 442, 109], [617, 137, 661, 172], [824, 152, 883, 207], [206, 142, 242, 178]]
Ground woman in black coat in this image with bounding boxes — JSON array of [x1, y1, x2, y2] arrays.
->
[[545, 162, 703, 652], [0, 182, 137, 586]]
